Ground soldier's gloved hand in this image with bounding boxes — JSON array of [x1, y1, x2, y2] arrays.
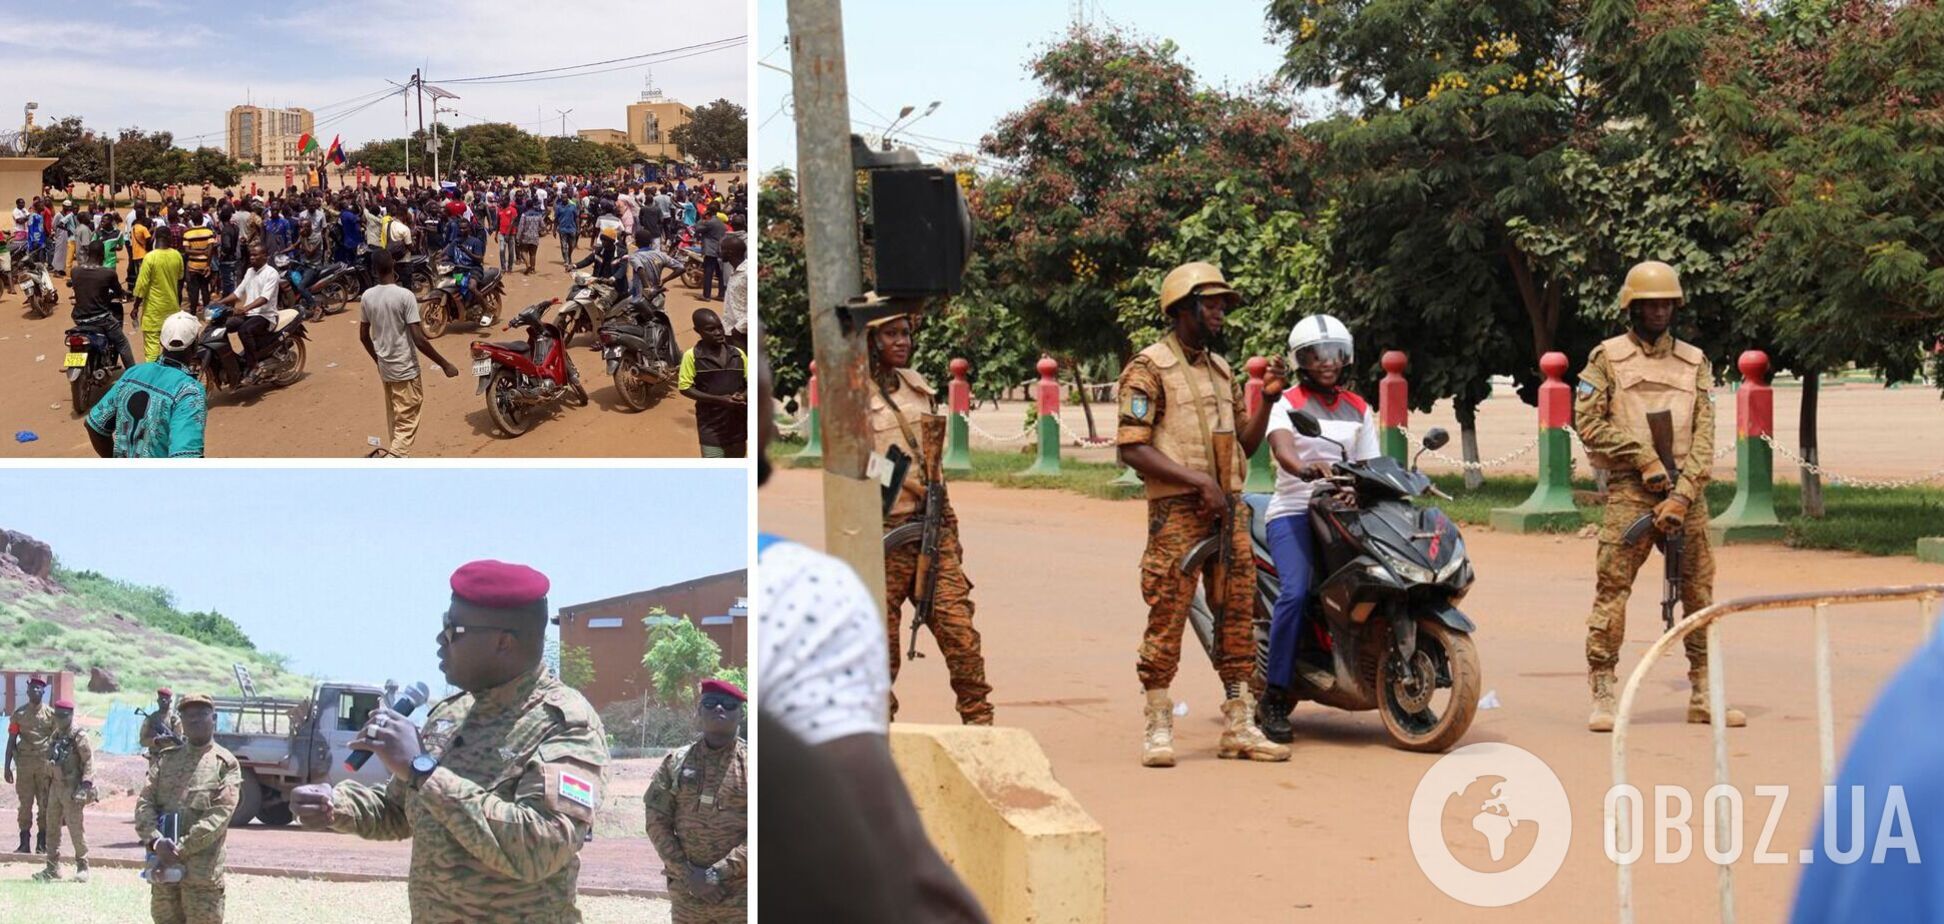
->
[[1653, 495, 1689, 533], [1640, 459, 1671, 493], [290, 783, 338, 828]]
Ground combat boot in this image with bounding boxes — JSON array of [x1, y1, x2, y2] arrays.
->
[[1254, 686, 1295, 744], [35, 828, 44, 853], [74, 859, 89, 883], [1588, 669, 1617, 733], [1687, 670, 1747, 727], [15, 829, 27, 853], [1141, 688, 1176, 768], [1219, 692, 1291, 762], [31, 862, 60, 882]]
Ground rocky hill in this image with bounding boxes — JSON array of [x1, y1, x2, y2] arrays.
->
[[1, 528, 312, 716]]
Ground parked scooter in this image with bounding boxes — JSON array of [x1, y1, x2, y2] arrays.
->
[[471, 298, 587, 437], [597, 288, 681, 411], [554, 271, 623, 346], [17, 254, 58, 317], [420, 265, 504, 339], [191, 305, 309, 393], [1186, 412, 1481, 752], [61, 303, 128, 415]]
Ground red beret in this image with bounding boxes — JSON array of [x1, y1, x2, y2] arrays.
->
[[26, 675, 47, 687], [51, 698, 74, 711], [699, 679, 746, 702], [450, 560, 550, 610], [158, 688, 172, 696]]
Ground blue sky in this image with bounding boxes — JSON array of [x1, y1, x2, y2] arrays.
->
[[758, 0, 1316, 171], [6, 0, 747, 154], [2, 467, 747, 697]]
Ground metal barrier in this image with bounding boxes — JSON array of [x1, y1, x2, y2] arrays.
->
[[1609, 584, 1944, 924]]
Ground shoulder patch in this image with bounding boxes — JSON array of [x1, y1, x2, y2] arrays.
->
[[1577, 380, 1597, 397], [1123, 388, 1155, 425]]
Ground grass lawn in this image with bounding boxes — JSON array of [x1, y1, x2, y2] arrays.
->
[[0, 866, 670, 923], [774, 436, 1944, 558]]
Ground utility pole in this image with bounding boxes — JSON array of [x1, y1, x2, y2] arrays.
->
[[414, 68, 426, 184], [557, 108, 574, 138], [788, 0, 884, 592]]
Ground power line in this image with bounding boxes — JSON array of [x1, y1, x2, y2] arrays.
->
[[436, 43, 747, 87], [426, 37, 746, 84]]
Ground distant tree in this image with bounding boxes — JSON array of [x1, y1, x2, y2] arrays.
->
[[670, 99, 748, 168], [348, 138, 408, 174], [450, 123, 546, 179], [758, 170, 811, 400], [640, 608, 722, 705], [560, 645, 597, 691]]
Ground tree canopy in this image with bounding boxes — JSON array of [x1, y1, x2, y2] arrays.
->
[[671, 99, 749, 169]]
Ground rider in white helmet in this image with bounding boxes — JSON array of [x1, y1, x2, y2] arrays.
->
[[1255, 313, 1381, 742]]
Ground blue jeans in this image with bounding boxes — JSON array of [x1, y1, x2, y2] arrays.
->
[[499, 234, 516, 269], [1265, 513, 1318, 691]]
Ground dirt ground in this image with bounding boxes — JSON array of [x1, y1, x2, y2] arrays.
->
[[0, 864, 671, 923], [0, 754, 677, 896], [0, 236, 735, 457], [956, 378, 1944, 483], [761, 467, 1944, 922]]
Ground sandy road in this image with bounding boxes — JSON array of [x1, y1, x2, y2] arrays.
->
[[761, 468, 1944, 922], [0, 240, 732, 457]]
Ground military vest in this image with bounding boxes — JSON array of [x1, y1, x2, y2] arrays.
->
[[1587, 333, 1706, 472], [1139, 336, 1244, 501], [870, 366, 941, 520]]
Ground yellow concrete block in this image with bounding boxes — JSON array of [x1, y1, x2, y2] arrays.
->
[[890, 724, 1106, 924]]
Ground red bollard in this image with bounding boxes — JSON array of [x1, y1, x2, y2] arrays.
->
[[1245, 357, 1274, 491], [1380, 351, 1409, 463], [944, 358, 973, 471], [1022, 357, 1062, 475], [1713, 350, 1784, 542], [793, 360, 823, 462]]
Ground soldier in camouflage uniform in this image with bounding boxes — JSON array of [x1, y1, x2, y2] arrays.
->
[[1115, 262, 1287, 767], [33, 697, 95, 882], [291, 560, 610, 924], [1577, 260, 1745, 733], [136, 692, 241, 923], [645, 679, 747, 923], [140, 688, 186, 765], [6, 674, 54, 853], [868, 311, 993, 725]]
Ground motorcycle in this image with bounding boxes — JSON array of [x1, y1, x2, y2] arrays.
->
[[554, 272, 625, 346], [61, 303, 128, 415], [471, 298, 587, 437], [420, 265, 504, 339], [191, 305, 309, 393], [303, 259, 364, 316], [1186, 412, 1481, 753], [273, 253, 337, 321], [397, 252, 437, 300], [17, 254, 58, 317], [597, 288, 681, 411]]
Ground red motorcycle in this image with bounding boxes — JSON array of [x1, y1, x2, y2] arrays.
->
[[470, 298, 588, 437]]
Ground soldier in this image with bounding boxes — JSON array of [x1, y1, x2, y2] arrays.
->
[[141, 688, 186, 764], [1116, 262, 1288, 767], [136, 692, 241, 924], [34, 698, 95, 882], [289, 560, 610, 922], [6, 674, 54, 853], [644, 679, 748, 923], [1578, 260, 1746, 733], [868, 311, 993, 725]]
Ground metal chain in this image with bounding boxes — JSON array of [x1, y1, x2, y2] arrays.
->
[[1399, 426, 1539, 472], [1759, 435, 1944, 490], [967, 418, 1036, 444], [774, 415, 807, 436]]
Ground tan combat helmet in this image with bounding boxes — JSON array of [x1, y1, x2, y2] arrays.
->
[[1159, 261, 1238, 316], [1618, 260, 1684, 309]]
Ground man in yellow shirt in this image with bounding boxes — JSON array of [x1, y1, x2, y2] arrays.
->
[[127, 213, 152, 290], [132, 227, 186, 362]]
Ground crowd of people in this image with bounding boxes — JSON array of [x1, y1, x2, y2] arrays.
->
[[5, 170, 750, 459]]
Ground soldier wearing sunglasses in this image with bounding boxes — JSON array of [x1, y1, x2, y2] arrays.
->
[[645, 679, 747, 923]]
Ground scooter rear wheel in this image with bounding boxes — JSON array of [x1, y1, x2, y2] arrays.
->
[[486, 367, 530, 437], [614, 363, 652, 411], [1377, 617, 1480, 753], [420, 296, 449, 339], [270, 339, 306, 387]]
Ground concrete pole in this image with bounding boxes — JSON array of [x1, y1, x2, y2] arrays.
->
[[789, 0, 885, 594]]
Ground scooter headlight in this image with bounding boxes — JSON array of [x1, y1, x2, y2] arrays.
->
[[1372, 548, 1434, 584], [1437, 541, 1467, 582]]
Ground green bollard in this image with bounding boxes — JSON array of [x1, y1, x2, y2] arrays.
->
[[1019, 358, 1063, 477], [1379, 351, 1409, 465], [943, 357, 973, 473], [1490, 352, 1582, 532], [1711, 351, 1786, 544], [790, 360, 824, 468]]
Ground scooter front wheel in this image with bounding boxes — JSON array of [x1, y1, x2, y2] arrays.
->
[[1377, 617, 1480, 753]]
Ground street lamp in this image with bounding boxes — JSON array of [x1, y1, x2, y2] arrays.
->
[[881, 100, 941, 151]]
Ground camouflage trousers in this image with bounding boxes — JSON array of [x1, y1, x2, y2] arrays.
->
[[43, 784, 86, 866], [670, 894, 745, 924], [1587, 478, 1715, 674], [1139, 494, 1255, 691], [152, 882, 226, 924], [884, 514, 993, 725], [13, 755, 48, 830]]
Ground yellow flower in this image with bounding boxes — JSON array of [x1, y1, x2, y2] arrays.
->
[[1299, 17, 1317, 40]]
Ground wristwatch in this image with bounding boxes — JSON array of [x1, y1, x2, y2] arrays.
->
[[409, 754, 439, 789], [704, 867, 721, 887]]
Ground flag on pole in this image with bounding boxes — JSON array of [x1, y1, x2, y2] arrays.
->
[[327, 135, 347, 165], [297, 133, 321, 156]]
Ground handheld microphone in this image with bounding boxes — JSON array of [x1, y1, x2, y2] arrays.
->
[[344, 681, 430, 772]]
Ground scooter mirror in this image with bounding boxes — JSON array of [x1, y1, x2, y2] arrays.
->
[[1289, 410, 1323, 438], [1422, 427, 1451, 451]]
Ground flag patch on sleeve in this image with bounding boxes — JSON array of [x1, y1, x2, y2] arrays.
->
[[558, 772, 596, 809]]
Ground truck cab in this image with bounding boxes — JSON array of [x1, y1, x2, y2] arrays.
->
[[213, 679, 417, 827]]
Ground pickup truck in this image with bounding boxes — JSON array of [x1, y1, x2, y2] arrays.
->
[[212, 680, 425, 827]]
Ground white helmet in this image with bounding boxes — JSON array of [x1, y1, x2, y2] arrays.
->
[[160, 312, 201, 353], [1287, 314, 1354, 369]]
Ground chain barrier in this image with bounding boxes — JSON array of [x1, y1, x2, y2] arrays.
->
[[1399, 426, 1539, 472], [966, 418, 1036, 445], [773, 415, 808, 437], [1760, 435, 1944, 490]]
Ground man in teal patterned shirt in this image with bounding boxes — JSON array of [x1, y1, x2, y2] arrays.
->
[[85, 311, 207, 458]]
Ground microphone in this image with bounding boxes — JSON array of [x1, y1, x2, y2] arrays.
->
[[344, 681, 431, 772]]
